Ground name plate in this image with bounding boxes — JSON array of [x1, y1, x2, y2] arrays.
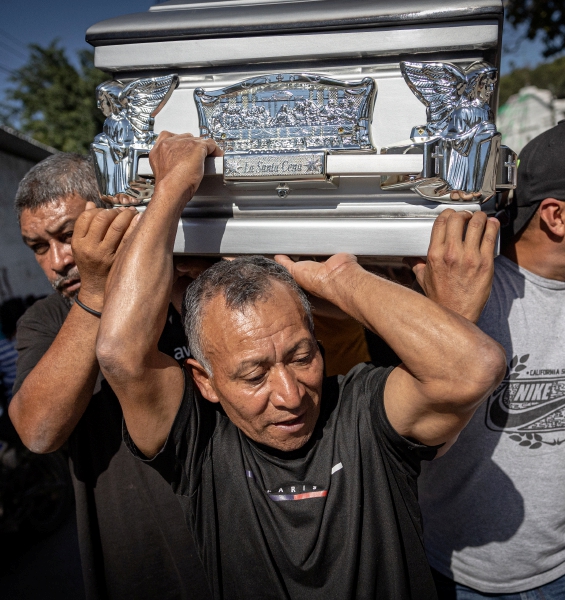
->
[[223, 152, 326, 181]]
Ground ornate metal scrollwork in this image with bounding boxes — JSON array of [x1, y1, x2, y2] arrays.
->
[[195, 73, 376, 184], [381, 61, 517, 203], [91, 74, 178, 205]]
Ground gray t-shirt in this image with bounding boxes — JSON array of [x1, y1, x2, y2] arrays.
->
[[419, 254, 565, 594]]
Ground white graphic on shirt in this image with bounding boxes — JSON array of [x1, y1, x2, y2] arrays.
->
[[485, 355, 565, 448], [257, 460, 343, 502], [173, 346, 191, 361]]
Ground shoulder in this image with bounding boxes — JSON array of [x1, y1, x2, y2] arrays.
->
[[336, 363, 439, 468]]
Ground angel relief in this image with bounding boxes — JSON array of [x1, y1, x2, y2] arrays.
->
[[383, 61, 502, 203], [91, 75, 178, 204]]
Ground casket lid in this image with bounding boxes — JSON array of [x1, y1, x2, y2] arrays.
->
[[86, 0, 502, 47]]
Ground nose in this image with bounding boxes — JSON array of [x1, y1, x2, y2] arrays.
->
[[270, 365, 304, 410], [49, 240, 74, 274]]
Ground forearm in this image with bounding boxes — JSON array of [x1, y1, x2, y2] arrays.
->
[[324, 263, 502, 401], [97, 182, 186, 371], [9, 305, 100, 453], [96, 133, 219, 456]]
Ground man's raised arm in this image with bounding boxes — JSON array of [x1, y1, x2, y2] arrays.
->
[[96, 133, 222, 458], [9, 207, 138, 453], [275, 211, 507, 451]]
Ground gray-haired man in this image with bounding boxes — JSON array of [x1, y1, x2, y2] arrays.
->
[[91, 132, 506, 599], [9, 153, 211, 599]]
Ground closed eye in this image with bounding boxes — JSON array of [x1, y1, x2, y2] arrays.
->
[[242, 370, 267, 385], [30, 243, 49, 256]]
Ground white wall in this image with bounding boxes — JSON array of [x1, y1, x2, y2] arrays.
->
[[498, 86, 563, 154]]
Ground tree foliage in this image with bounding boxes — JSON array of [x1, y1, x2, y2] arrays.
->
[[1, 40, 107, 154], [505, 0, 565, 57], [499, 55, 565, 105]]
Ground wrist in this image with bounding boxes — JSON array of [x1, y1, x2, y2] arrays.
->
[[153, 173, 196, 207], [76, 289, 104, 313], [318, 261, 364, 308]]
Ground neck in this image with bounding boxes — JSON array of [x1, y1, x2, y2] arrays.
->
[[502, 236, 565, 282]]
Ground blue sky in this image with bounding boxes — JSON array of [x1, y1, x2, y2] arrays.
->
[[0, 0, 558, 99]]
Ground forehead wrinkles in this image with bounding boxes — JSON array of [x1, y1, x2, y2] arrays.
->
[[199, 288, 309, 369], [21, 197, 83, 237]]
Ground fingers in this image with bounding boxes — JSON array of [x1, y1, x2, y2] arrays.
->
[[85, 201, 97, 211], [403, 257, 425, 270], [84, 208, 127, 244], [155, 130, 186, 144], [116, 212, 142, 254], [274, 255, 295, 273], [204, 137, 224, 157], [479, 217, 500, 258], [430, 209, 497, 260], [463, 210, 487, 250], [403, 257, 426, 287], [444, 210, 472, 251], [103, 207, 139, 251], [429, 208, 455, 249], [73, 208, 107, 240]]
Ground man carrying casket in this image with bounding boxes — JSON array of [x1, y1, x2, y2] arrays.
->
[[86, 132, 506, 599]]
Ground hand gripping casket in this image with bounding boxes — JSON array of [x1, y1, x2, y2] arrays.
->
[[86, 0, 515, 256]]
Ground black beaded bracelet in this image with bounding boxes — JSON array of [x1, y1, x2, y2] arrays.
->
[[75, 297, 102, 318]]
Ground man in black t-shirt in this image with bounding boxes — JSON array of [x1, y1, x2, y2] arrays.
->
[[92, 133, 507, 599], [9, 153, 211, 599]]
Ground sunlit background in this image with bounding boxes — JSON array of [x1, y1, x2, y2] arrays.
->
[[0, 0, 564, 154]]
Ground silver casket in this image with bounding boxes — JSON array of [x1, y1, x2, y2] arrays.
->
[[86, 0, 515, 257]]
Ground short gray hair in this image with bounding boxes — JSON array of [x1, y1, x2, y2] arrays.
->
[[182, 256, 313, 374], [15, 153, 103, 220]]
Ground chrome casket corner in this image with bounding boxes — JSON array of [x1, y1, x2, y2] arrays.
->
[[382, 61, 517, 204], [90, 74, 179, 206]]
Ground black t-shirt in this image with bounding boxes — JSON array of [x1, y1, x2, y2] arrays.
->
[[14, 293, 211, 600], [125, 362, 438, 599]]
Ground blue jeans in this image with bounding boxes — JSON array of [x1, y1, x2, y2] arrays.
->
[[432, 568, 565, 600]]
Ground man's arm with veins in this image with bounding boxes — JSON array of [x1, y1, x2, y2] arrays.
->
[[96, 133, 222, 459], [9, 207, 139, 453], [275, 212, 506, 451]]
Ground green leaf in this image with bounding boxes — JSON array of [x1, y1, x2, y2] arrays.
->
[[1, 39, 107, 153]]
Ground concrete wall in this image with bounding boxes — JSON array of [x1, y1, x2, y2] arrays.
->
[[0, 149, 52, 303], [498, 86, 565, 155]]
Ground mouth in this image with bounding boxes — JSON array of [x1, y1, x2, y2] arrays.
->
[[271, 413, 306, 434]]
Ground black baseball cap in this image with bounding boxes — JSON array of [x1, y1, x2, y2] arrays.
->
[[509, 119, 565, 237]]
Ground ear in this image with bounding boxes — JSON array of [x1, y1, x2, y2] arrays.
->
[[539, 198, 565, 239], [185, 358, 221, 404]]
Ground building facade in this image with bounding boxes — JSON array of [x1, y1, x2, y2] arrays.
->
[[498, 86, 565, 154], [0, 125, 56, 303]]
